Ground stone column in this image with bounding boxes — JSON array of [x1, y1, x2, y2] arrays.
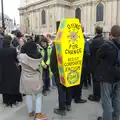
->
[[105, 1, 112, 31], [31, 9, 34, 34], [20, 14, 23, 32], [86, 4, 91, 34], [117, 0, 120, 25], [91, 2, 95, 34], [111, 0, 117, 26], [83, 5, 87, 33]]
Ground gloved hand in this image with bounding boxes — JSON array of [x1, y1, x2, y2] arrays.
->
[[49, 71, 53, 80], [46, 60, 50, 66], [41, 61, 47, 69], [44, 64, 48, 69]]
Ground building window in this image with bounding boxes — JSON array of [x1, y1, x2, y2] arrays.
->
[[75, 8, 81, 20], [96, 3, 104, 22], [42, 10, 46, 25]]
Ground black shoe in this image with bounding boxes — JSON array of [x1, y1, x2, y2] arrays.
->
[[75, 99, 87, 103], [66, 105, 71, 111], [23, 94, 26, 96], [88, 83, 91, 86], [89, 94, 93, 97], [42, 91, 47, 96], [83, 86, 88, 89], [54, 108, 66, 116], [3, 103, 9, 107], [97, 117, 102, 120], [88, 95, 100, 102], [47, 88, 51, 93]]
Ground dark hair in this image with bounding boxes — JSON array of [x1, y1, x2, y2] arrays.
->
[[111, 25, 120, 39], [3, 35, 12, 48], [34, 35, 40, 43], [11, 37, 19, 47], [40, 35, 48, 48], [27, 36, 33, 42], [11, 30, 23, 38], [11, 31, 15, 35], [95, 26, 103, 34], [41, 35, 47, 42]]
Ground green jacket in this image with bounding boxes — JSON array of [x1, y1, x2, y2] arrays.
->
[[39, 45, 52, 67], [38, 46, 53, 80], [37, 44, 53, 78]]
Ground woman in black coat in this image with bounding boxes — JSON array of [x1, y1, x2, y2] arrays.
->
[[0, 35, 22, 107]]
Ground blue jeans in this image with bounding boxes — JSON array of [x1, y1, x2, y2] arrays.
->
[[101, 81, 120, 120], [26, 93, 42, 113]]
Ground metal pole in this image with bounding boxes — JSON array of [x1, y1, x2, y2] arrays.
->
[[1, 0, 5, 31]]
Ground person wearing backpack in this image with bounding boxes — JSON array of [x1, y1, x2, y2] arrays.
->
[[88, 26, 104, 102], [83, 37, 91, 88], [72, 26, 88, 103], [95, 25, 120, 120]]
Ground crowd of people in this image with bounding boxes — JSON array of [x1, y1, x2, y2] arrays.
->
[[0, 25, 120, 120]]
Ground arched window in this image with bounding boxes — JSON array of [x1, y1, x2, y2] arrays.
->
[[42, 10, 46, 25], [96, 3, 104, 22], [75, 8, 81, 20]]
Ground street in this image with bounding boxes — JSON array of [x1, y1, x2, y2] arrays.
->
[[0, 88, 102, 120]]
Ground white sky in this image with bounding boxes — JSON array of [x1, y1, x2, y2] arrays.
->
[[0, 0, 20, 24]]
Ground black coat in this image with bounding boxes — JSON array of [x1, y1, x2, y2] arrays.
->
[[90, 34, 104, 73], [50, 43, 60, 84], [0, 48, 20, 94], [50, 43, 59, 75], [95, 40, 120, 83]]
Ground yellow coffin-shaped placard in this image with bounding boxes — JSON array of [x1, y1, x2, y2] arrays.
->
[[55, 18, 84, 87]]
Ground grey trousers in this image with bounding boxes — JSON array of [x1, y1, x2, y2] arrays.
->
[[101, 81, 120, 120]]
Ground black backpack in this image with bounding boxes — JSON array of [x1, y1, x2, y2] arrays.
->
[[107, 41, 120, 80]]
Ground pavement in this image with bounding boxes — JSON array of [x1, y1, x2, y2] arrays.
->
[[0, 87, 103, 120]]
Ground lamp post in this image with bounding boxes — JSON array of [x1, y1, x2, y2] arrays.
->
[[1, 0, 5, 33]]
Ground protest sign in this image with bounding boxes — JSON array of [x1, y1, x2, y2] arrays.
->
[[55, 18, 84, 87]]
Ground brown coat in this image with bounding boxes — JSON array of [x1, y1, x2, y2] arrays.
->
[[18, 54, 43, 95]]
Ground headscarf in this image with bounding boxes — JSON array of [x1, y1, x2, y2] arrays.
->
[[22, 41, 42, 59]]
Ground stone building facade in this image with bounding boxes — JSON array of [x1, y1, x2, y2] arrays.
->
[[19, 0, 120, 35], [0, 14, 14, 33]]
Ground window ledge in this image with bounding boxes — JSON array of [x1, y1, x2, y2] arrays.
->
[[41, 24, 47, 28], [95, 21, 105, 25]]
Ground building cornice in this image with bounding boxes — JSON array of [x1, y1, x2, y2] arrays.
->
[[19, 3, 70, 15], [71, 0, 119, 7], [19, 0, 119, 14], [19, 0, 71, 10], [19, 0, 48, 10], [71, 0, 108, 7]]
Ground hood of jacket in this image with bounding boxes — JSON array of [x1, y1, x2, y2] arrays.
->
[[93, 34, 103, 39], [113, 39, 120, 49], [18, 53, 42, 70]]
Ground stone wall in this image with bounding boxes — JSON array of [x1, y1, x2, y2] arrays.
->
[[19, 0, 120, 35]]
